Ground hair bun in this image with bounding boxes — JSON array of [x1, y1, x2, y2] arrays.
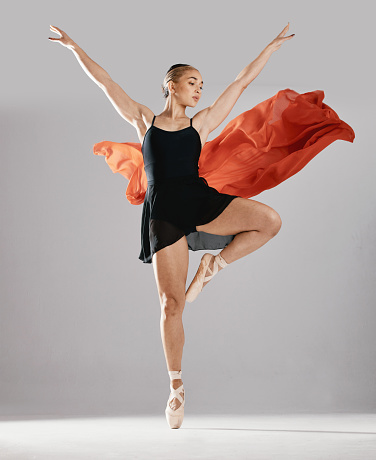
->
[[166, 64, 190, 74]]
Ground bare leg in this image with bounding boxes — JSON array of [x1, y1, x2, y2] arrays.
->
[[152, 235, 189, 409]]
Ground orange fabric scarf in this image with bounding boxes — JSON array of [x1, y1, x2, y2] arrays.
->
[[93, 89, 355, 205]]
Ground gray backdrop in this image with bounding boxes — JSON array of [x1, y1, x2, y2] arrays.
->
[[1, 0, 374, 416]]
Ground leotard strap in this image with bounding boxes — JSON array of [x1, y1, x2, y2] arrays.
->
[[151, 115, 156, 126], [190, 117, 192, 126]]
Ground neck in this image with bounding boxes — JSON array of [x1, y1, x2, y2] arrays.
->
[[160, 99, 188, 120]]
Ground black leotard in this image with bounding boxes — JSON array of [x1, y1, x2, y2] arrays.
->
[[139, 115, 238, 264], [142, 115, 202, 184]]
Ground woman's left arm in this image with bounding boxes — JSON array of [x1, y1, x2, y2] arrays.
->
[[201, 23, 295, 134]]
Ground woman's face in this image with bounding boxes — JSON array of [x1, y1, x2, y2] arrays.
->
[[171, 70, 203, 106]]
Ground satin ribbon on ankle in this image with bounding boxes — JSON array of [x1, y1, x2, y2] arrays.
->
[[168, 370, 182, 380], [215, 253, 228, 268]]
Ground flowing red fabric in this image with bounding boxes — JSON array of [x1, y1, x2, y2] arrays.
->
[[93, 89, 355, 205]]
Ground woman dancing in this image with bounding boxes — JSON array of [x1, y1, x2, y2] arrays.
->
[[49, 23, 354, 429]]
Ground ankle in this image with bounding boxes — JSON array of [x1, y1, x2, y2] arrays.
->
[[168, 370, 183, 389], [217, 252, 229, 268]]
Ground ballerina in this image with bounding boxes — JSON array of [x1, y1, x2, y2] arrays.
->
[[49, 23, 354, 429]]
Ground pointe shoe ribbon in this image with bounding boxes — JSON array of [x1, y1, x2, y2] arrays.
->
[[165, 382, 185, 429], [185, 253, 228, 303]]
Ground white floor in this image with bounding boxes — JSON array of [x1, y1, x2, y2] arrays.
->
[[0, 414, 375, 459]]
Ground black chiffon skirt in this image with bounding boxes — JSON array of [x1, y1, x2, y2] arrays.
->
[[138, 174, 239, 264]]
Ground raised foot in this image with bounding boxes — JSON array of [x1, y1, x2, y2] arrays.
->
[[185, 253, 227, 303], [202, 254, 221, 288]]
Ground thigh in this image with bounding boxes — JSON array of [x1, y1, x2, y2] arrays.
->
[[196, 197, 279, 235], [152, 234, 189, 305]]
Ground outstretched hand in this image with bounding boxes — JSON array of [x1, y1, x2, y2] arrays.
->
[[48, 25, 75, 48], [268, 23, 295, 52]]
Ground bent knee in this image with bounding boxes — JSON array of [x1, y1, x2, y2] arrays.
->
[[160, 294, 185, 317], [265, 209, 282, 236]]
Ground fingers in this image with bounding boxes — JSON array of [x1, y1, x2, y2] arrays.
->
[[49, 25, 62, 36], [278, 22, 290, 37], [49, 25, 63, 42], [279, 33, 295, 44]]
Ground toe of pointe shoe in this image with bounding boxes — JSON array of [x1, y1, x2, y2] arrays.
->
[[185, 253, 213, 303], [165, 407, 184, 429]]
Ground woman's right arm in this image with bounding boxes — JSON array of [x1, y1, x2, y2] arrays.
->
[[48, 25, 152, 127]]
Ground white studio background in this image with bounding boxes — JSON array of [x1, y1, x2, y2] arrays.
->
[[1, 0, 374, 416]]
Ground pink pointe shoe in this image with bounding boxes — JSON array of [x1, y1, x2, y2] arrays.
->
[[165, 370, 185, 429], [185, 252, 228, 303]]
